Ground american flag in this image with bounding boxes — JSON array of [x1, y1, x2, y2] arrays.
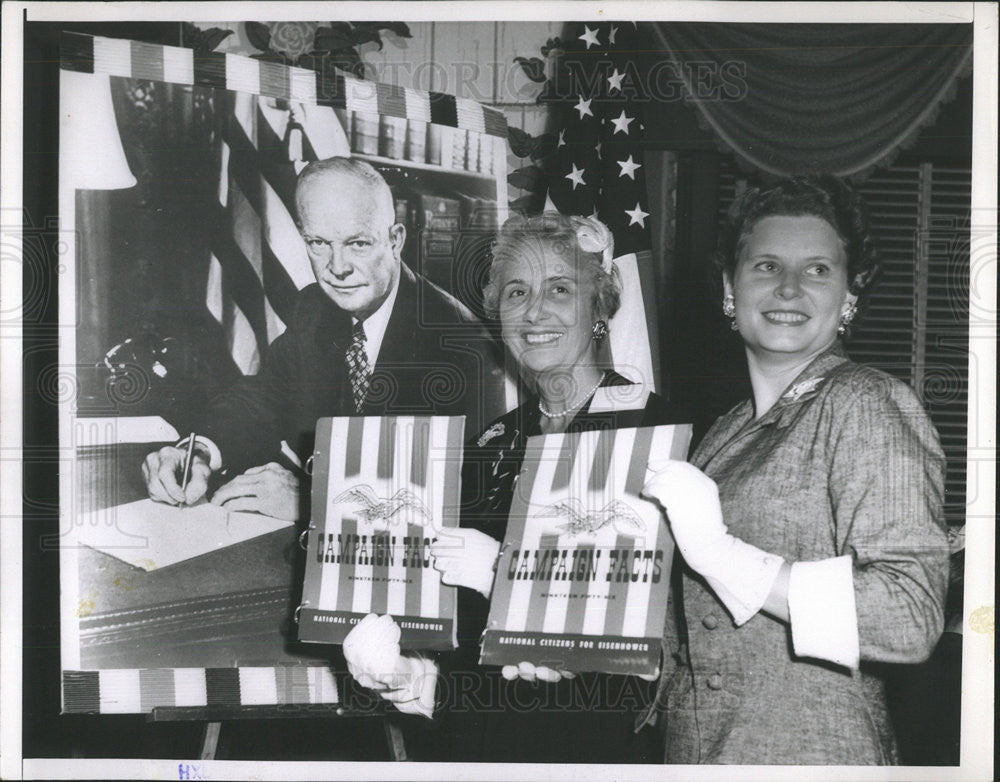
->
[[206, 91, 350, 374], [481, 423, 691, 676], [542, 22, 660, 391], [298, 415, 465, 651]]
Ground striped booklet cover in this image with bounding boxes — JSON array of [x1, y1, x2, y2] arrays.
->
[[481, 424, 692, 676], [298, 416, 464, 649]]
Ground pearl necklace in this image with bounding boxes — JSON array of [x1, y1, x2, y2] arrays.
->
[[538, 374, 606, 419]]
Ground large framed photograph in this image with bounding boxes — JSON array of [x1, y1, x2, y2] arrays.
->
[[3, 2, 995, 780]]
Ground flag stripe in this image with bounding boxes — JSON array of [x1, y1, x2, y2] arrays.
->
[[551, 430, 581, 492], [603, 533, 632, 636], [259, 59, 291, 100], [62, 32, 507, 137], [410, 419, 430, 487], [205, 668, 241, 706], [588, 428, 616, 491], [345, 417, 364, 477], [61, 31, 95, 73], [376, 81, 408, 118], [428, 92, 458, 127], [130, 40, 164, 82], [377, 418, 396, 480], [192, 51, 227, 90], [210, 203, 269, 348], [563, 542, 595, 635], [335, 518, 358, 611], [370, 532, 390, 615], [138, 668, 175, 712], [404, 523, 425, 618], [525, 533, 561, 633]]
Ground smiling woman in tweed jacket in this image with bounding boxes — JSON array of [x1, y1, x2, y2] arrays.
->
[[639, 175, 950, 764]]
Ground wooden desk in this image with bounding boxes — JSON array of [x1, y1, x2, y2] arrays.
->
[[71, 442, 326, 671]]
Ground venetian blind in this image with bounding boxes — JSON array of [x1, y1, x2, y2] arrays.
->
[[717, 163, 971, 527]]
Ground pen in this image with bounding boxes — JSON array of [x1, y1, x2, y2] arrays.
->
[[180, 432, 196, 494]]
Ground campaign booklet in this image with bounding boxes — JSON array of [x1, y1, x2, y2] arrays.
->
[[480, 424, 692, 676], [297, 416, 464, 649]]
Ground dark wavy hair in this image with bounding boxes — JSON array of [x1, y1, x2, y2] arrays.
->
[[482, 212, 621, 321], [716, 174, 881, 312]]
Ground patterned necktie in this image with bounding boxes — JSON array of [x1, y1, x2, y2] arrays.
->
[[345, 321, 371, 412]]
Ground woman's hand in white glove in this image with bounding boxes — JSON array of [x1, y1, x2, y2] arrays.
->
[[342, 613, 437, 718], [430, 527, 501, 599], [500, 662, 659, 683], [501, 661, 576, 684], [642, 459, 785, 626], [641, 460, 729, 572]]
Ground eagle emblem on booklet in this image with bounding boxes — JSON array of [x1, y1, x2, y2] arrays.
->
[[481, 424, 692, 676], [297, 416, 465, 649]]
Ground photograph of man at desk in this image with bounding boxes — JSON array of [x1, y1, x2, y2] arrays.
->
[[59, 33, 508, 720]]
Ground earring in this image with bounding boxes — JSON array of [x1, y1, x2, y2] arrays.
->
[[722, 295, 738, 331], [838, 302, 858, 335], [591, 320, 608, 341]]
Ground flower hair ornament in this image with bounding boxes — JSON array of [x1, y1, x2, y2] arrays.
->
[[569, 215, 615, 273]]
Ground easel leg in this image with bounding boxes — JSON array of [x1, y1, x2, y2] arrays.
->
[[383, 716, 407, 761], [199, 721, 223, 760]]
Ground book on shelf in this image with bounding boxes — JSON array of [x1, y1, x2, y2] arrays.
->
[[379, 115, 407, 159], [405, 120, 427, 164], [351, 111, 379, 156]]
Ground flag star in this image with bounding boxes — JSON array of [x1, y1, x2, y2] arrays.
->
[[579, 25, 600, 49], [625, 202, 650, 228], [610, 110, 635, 135], [607, 68, 625, 93], [594, 141, 602, 160], [617, 154, 642, 179], [608, 26, 618, 45], [557, 129, 566, 147], [565, 163, 586, 190], [573, 96, 594, 119]]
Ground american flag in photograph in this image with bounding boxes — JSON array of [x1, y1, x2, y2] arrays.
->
[[298, 416, 464, 650], [542, 22, 660, 391], [206, 90, 350, 374], [481, 424, 691, 676]]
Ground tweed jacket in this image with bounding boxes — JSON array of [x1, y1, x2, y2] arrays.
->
[[641, 344, 949, 765], [200, 263, 506, 477]]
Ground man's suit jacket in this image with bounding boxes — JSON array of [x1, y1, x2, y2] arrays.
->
[[201, 263, 506, 477]]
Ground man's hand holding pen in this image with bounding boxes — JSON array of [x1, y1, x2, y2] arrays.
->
[[142, 442, 213, 506], [143, 435, 300, 521]]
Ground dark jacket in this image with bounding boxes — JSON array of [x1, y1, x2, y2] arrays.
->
[[201, 263, 506, 477], [428, 372, 687, 763]]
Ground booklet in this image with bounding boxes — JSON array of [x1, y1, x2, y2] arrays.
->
[[297, 416, 464, 650], [480, 424, 692, 676]]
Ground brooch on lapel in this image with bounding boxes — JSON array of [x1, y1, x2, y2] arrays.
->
[[477, 422, 506, 447], [783, 377, 825, 402]]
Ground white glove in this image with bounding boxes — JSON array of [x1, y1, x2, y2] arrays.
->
[[430, 528, 501, 599], [342, 613, 438, 718], [501, 661, 576, 683], [499, 662, 658, 683], [642, 460, 784, 625]]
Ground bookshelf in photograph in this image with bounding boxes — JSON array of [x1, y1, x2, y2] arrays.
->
[[340, 110, 509, 320]]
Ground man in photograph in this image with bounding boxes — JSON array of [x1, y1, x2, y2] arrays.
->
[[141, 156, 505, 519]]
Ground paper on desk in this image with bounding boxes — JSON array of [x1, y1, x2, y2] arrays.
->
[[70, 499, 293, 570]]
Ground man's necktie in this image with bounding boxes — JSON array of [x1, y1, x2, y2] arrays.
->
[[345, 321, 371, 412]]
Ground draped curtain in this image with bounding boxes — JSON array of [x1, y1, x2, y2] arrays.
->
[[648, 23, 972, 178]]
